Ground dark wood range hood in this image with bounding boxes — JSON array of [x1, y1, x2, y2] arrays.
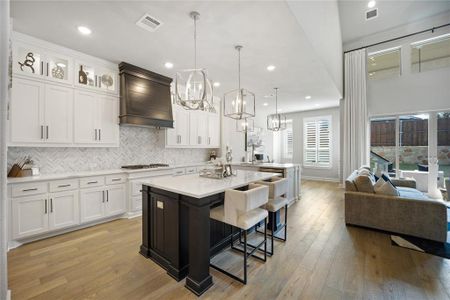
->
[[119, 62, 174, 128]]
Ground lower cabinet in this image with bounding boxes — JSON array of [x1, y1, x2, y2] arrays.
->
[[80, 184, 126, 223], [12, 194, 49, 239], [48, 190, 79, 230], [12, 190, 80, 239]]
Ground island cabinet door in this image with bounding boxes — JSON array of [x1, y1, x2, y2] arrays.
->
[[149, 192, 179, 263]]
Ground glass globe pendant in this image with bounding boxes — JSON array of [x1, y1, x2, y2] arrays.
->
[[223, 45, 255, 120], [267, 88, 286, 131], [175, 11, 212, 111]]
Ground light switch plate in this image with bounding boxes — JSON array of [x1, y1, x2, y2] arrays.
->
[[157, 201, 164, 209]]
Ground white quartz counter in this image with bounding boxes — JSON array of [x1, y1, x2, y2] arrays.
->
[[7, 162, 210, 184], [232, 163, 300, 169], [139, 170, 278, 198]]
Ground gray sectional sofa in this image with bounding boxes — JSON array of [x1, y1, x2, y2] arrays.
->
[[345, 169, 448, 243]]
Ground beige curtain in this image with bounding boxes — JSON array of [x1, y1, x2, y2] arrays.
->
[[343, 49, 369, 180]]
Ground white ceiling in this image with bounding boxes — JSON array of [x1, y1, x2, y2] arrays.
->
[[339, 0, 450, 45], [10, 0, 342, 115]]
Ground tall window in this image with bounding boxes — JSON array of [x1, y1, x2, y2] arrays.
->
[[368, 47, 401, 80], [304, 116, 331, 168], [411, 34, 450, 73]]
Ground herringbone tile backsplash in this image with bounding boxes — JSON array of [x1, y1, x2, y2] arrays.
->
[[8, 126, 214, 174]]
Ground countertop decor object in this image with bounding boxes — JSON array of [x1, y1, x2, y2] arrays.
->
[[175, 11, 213, 112], [223, 45, 256, 121], [267, 87, 286, 131]]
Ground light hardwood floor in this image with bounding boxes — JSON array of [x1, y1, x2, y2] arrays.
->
[[8, 180, 450, 300]]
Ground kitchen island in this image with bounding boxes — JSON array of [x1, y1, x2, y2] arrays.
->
[[139, 170, 278, 296]]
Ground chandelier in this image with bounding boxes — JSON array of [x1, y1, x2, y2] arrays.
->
[[223, 45, 255, 120], [175, 11, 213, 111], [267, 88, 286, 131], [236, 118, 254, 132]]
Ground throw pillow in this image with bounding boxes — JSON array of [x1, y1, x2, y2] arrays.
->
[[354, 175, 375, 193], [381, 173, 396, 188], [375, 181, 399, 196], [358, 169, 371, 176], [373, 177, 385, 190]]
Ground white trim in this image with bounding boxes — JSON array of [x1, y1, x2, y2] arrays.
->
[[368, 46, 402, 57], [410, 33, 450, 46], [303, 115, 332, 169]]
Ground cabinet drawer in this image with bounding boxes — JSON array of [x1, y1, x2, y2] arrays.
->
[[173, 168, 185, 176], [131, 195, 142, 211], [79, 176, 105, 188], [49, 179, 79, 192], [105, 174, 127, 185], [12, 182, 48, 197], [185, 167, 197, 174]]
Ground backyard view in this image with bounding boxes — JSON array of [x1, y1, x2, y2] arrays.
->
[[370, 113, 450, 181]]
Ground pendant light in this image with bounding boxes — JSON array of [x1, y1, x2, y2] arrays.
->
[[223, 45, 255, 120], [175, 11, 212, 111], [267, 88, 286, 131], [236, 118, 254, 132]]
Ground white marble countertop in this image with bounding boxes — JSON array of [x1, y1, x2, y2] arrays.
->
[[7, 162, 210, 184], [139, 170, 279, 198], [232, 162, 301, 169]]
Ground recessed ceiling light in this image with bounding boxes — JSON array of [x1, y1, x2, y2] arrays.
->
[[164, 62, 174, 69], [263, 102, 269, 106], [77, 26, 92, 35], [305, 95, 312, 100], [213, 82, 220, 87], [267, 65, 276, 71], [368, 0, 376, 8]]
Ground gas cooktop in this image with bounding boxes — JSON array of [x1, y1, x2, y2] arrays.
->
[[121, 164, 169, 170]]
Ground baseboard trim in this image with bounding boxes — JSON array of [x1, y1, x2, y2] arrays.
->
[[124, 211, 142, 219], [302, 176, 340, 182]]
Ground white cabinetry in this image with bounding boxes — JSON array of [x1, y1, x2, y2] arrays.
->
[[48, 190, 79, 230], [74, 90, 119, 146], [207, 113, 220, 148], [10, 78, 73, 145], [166, 106, 190, 147], [9, 32, 119, 148], [80, 181, 126, 223], [12, 194, 49, 239]]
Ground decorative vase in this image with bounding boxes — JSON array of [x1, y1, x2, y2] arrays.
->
[[79, 65, 87, 84]]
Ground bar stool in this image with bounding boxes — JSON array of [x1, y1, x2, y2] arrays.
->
[[209, 183, 269, 284], [255, 176, 289, 256]]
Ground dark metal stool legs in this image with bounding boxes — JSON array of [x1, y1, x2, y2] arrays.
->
[[210, 218, 268, 284], [254, 204, 288, 256]]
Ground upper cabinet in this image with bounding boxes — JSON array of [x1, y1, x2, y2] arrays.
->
[[13, 41, 73, 85], [9, 32, 120, 148], [75, 61, 118, 94]]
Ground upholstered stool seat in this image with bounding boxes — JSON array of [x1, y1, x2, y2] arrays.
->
[[255, 176, 289, 256], [209, 183, 269, 284]]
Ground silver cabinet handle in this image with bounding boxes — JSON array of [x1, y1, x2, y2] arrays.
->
[[102, 190, 105, 203], [112, 178, 121, 182], [95, 75, 98, 87], [208, 137, 211, 145], [40, 61, 44, 75], [44, 199, 48, 214], [95, 129, 97, 141], [58, 184, 71, 188], [87, 181, 98, 184], [99, 129, 101, 141], [50, 198, 53, 213], [46, 126, 49, 140], [106, 190, 109, 202], [23, 188, 38, 192], [46, 62, 49, 76], [41, 125, 44, 139]]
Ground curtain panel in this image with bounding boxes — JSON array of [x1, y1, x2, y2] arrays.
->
[[343, 49, 369, 180]]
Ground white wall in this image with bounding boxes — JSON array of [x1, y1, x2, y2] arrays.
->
[[0, 1, 10, 299], [284, 107, 341, 181], [287, 0, 343, 96], [345, 11, 450, 116]]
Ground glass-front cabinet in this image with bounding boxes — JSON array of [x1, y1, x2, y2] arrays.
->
[[75, 61, 118, 94], [13, 41, 72, 84]]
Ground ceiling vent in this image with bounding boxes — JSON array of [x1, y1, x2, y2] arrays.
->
[[366, 8, 378, 20], [136, 13, 163, 32]]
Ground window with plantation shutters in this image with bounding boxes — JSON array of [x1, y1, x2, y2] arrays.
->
[[303, 116, 332, 168]]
